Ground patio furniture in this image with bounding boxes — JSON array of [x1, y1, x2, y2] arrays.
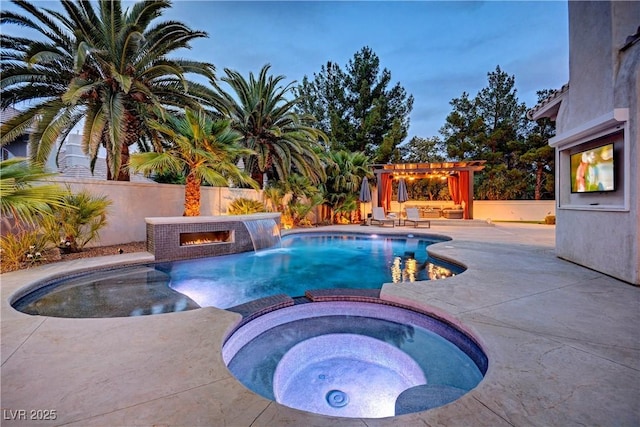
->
[[442, 207, 464, 219], [371, 207, 395, 227], [420, 207, 442, 218], [404, 208, 431, 228]]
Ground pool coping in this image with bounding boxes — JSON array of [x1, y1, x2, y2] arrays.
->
[[1, 223, 638, 426]]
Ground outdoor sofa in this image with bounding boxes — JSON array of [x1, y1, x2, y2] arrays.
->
[[442, 206, 464, 219]]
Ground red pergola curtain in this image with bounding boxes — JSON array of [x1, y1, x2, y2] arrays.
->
[[378, 174, 392, 212], [448, 172, 470, 219], [447, 175, 460, 204]]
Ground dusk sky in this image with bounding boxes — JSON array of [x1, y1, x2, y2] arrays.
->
[[2, 0, 570, 143]]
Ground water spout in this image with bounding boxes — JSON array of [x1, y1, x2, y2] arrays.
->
[[243, 218, 281, 251]]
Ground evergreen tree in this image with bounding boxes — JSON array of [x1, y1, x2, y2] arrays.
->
[[440, 66, 553, 199], [295, 61, 348, 150], [400, 136, 446, 163], [294, 47, 413, 163], [439, 92, 485, 160], [520, 90, 556, 200]]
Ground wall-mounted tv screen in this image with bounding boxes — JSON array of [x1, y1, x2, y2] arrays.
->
[[570, 143, 615, 193]]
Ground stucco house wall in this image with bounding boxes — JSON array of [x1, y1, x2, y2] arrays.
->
[[531, 1, 639, 284]]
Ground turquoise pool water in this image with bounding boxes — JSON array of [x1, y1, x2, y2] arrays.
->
[[13, 233, 462, 317], [166, 233, 460, 309]]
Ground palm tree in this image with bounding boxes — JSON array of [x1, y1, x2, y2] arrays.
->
[[321, 150, 372, 223], [213, 64, 327, 186], [128, 109, 258, 216], [0, 158, 69, 226], [1, 0, 216, 180], [265, 173, 323, 227]]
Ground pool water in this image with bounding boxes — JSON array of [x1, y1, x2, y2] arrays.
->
[[165, 233, 459, 309], [13, 233, 462, 317]]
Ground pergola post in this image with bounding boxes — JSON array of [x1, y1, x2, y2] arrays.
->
[[467, 171, 475, 219], [373, 170, 383, 209]]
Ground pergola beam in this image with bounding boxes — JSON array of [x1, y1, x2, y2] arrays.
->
[[372, 161, 486, 174]]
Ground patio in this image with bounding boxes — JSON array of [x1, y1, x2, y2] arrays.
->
[[1, 223, 638, 426]]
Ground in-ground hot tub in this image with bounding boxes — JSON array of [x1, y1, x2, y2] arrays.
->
[[223, 300, 487, 418]]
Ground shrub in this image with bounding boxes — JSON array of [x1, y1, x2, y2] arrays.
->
[[0, 229, 49, 272], [41, 190, 112, 253], [286, 193, 322, 227], [151, 170, 186, 185], [228, 198, 266, 215]]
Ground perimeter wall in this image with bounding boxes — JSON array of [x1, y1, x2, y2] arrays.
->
[[384, 200, 555, 223], [3, 178, 557, 247], [56, 179, 556, 246], [49, 178, 262, 247]]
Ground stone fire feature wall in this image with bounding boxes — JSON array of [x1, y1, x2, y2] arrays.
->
[[146, 213, 281, 262]]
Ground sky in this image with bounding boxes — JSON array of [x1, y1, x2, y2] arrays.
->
[[1, 0, 570, 142]]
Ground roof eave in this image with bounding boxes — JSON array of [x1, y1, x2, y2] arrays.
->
[[526, 83, 569, 121]]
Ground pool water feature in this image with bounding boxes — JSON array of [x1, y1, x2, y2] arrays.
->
[[12, 233, 463, 317], [243, 218, 281, 250], [223, 301, 487, 418]]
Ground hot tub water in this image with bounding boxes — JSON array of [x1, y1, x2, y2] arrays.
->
[[223, 301, 487, 418]]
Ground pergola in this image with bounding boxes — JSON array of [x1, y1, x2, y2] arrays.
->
[[372, 161, 486, 219]]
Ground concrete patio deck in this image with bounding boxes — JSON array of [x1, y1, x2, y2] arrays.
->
[[1, 223, 638, 426]]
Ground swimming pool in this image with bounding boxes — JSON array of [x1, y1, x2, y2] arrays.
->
[[12, 232, 463, 318]]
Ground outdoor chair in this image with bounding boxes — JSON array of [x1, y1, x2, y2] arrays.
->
[[404, 207, 431, 228], [371, 207, 395, 227]]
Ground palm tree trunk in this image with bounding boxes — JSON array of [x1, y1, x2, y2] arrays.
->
[[183, 173, 201, 216], [251, 170, 265, 188], [106, 144, 131, 181], [107, 110, 139, 181], [117, 144, 131, 181]]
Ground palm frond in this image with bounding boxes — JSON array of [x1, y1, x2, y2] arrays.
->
[[82, 106, 107, 161], [104, 91, 126, 176], [0, 157, 69, 225], [128, 151, 183, 176], [0, 110, 35, 145], [2, 0, 215, 181]]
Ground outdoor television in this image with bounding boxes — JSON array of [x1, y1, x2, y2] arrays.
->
[[570, 143, 615, 193]]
